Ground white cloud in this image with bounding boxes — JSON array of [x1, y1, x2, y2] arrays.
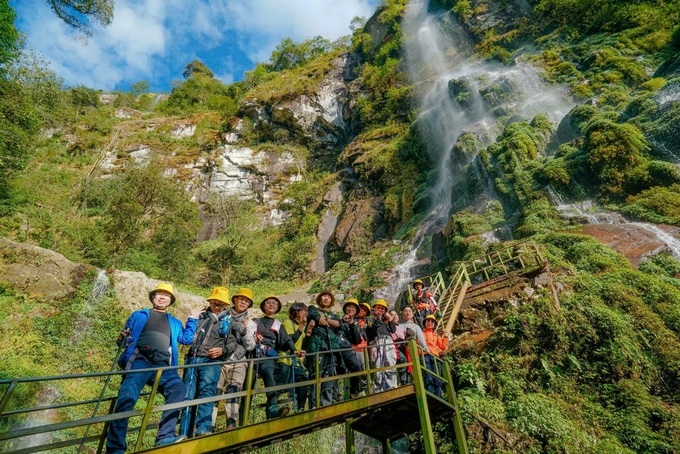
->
[[11, 0, 378, 92]]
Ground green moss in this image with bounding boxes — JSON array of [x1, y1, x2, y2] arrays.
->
[[621, 184, 680, 225], [639, 78, 667, 92]]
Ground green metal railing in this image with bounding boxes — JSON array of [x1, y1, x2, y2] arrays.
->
[[407, 272, 447, 303], [410, 241, 545, 336], [459, 240, 544, 283], [0, 341, 468, 454], [436, 265, 471, 336]]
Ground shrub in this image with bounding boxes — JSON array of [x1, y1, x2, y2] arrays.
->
[[583, 119, 649, 199], [621, 184, 680, 225]]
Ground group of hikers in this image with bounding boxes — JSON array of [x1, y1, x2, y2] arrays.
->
[[105, 279, 449, 453]]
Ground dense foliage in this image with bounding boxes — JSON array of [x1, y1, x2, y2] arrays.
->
[[1, 0, 680, 452]]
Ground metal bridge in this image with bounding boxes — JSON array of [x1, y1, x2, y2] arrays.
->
[[0, 340, 468, 454]]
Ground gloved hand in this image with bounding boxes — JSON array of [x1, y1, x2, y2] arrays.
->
[[116, 328, 131, 347]]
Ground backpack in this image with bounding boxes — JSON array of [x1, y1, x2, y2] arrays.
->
[[218, 313, 233, 337]]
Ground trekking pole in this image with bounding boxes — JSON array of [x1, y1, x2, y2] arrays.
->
[[77, 329, 130, 454], [290, 357, 297, 413], [179, 346, 199, 437]]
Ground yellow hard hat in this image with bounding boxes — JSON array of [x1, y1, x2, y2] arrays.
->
[[260, 294, 282, 313], [359, 302, 372, 314], [412, 279, 424, 288], [207, 287, 230, 305], [232, 288, 254, 307], [315, 291, 335, 306], [424, 314, 437, 323], [149, 283, 176, 305], [373, 299, 389, 310], [343, 298, 360, 313]]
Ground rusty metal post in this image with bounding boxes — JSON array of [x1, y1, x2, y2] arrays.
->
[[96, 398, 118, 453], [382, 437, 393, 453], [363, 347, 372, 395], [315, 351, 321, 407], [242, 358, 256, 426], [0, 380, 18, 416]]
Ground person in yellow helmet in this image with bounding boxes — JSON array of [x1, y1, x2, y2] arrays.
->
[[411, 279, 438, 327], [338, 299, 363, 397], [277, 302, 310, 411], [179, 287, 234, 438], [365, 299, 398, 391], [422, 315, 448, 397], [350, 301, 371, 396], [254, 295, 305, 419], [305, 290, 343, 407], [216, 288, 257, 430], [107, 283, 203, 452]]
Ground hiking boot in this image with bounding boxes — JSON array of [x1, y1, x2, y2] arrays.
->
[[155, 435, 187, 447], [275, 405, 290, 418]]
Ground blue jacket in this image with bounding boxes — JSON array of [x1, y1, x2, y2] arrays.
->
[[118, 309, 198, 369]]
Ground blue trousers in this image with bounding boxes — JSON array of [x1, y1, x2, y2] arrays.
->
[[106, 358, 185, 452], [179, 356, 221, 436], [424, 354, 443, 397]]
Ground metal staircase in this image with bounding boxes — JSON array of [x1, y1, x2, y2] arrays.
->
[[411, 241, 545, 337]]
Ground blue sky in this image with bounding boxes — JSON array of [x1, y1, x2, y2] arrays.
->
[[10, 0, 379, 93]]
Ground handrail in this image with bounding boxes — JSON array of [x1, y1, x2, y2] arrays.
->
[[458, 240, 544, 282], [435, 264, 470, 335], [0, 341, 461, 453], [408, 241, 543, 336]]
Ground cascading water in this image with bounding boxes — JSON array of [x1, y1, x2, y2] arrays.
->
[[69, 269, 110, 346], [548, 191, 680, 260], [377, 0, 573, 302]]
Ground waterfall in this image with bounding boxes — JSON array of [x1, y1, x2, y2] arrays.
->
[[69, 269, 110, 346], [375, 0, 573, 303], [632, 223, 680, 259], [90, 269, 111, 303]]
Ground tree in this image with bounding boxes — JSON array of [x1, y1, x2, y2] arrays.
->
[[47, 0, 114, 35], [182, 59, 214, 79], [0, 0, 19, 68], [68, 85, 100, 114], [268, 36, 332, 71], [349, 15, 366, 33], [103, 161, 200, 279], [130, 80, 148, 97]]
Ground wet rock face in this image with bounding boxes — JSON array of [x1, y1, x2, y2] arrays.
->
[[333, 197, 385, 256], [580, 223, 680, 268]]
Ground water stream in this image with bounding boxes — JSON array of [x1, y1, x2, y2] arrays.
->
[[549, 190, 680, 259], [69, 269, 111, 346], [378, 0, 573, 302]]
